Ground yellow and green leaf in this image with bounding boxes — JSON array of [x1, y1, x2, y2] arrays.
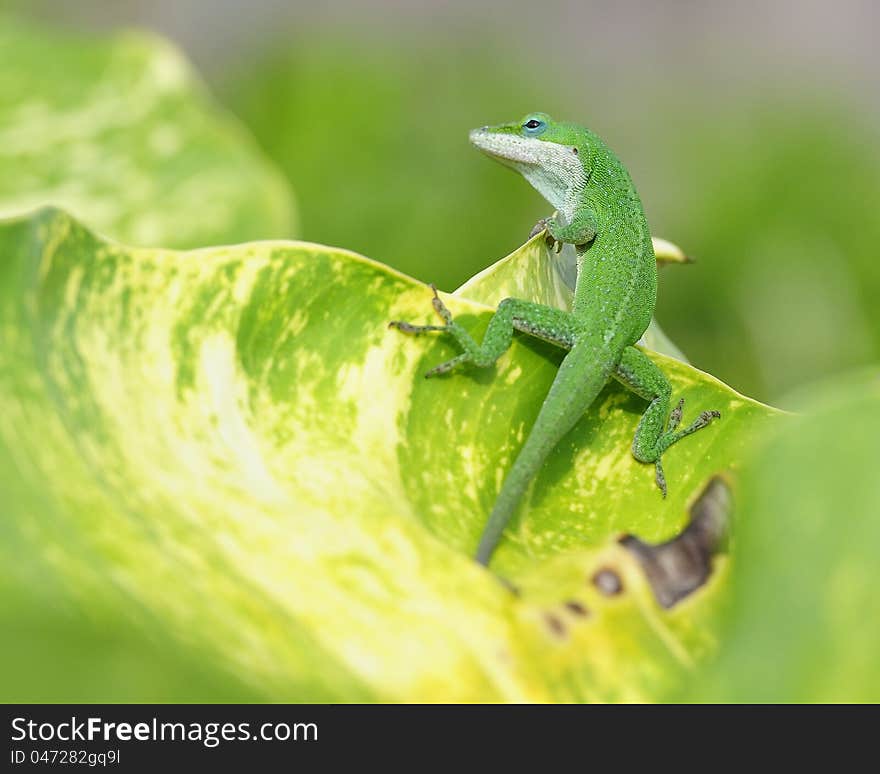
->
[[683, 372, 880, 702], [0, 208, 780, 701]]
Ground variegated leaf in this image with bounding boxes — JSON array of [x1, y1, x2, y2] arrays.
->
[[0, 209, 779, 701]]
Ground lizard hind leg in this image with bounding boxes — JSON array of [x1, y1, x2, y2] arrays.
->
[[613, 346, 721, 497]]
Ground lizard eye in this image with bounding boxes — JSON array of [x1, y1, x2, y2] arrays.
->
[[522, 117, 546, 136]]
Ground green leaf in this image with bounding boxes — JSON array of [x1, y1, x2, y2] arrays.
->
[[0, 573, 265, 703], [455, 232, 690, 362], [683, 371, 880, 702], [0, 16, 295, 249], [0, 209, 779, 701]]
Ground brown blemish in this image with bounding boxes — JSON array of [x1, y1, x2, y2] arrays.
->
[[498, 577, 520, 597], [620, 475, 732, 609], [543, 612, 567, 638], [592, 568, 624, 596], [564, 600, 590, 617], [495, 648, 512, 665]]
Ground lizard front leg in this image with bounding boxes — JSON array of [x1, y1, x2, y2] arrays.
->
[[389, 285, 578, 377], [529, 209, 598, 252], [546, 209, 597, 253], [613, 345, 721, 496]]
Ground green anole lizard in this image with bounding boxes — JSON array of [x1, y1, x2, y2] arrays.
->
[[390, 113, 720, 566]]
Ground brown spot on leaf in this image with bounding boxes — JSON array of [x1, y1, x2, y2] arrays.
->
[[621, 475, 732, 609], [564, 600, 590, 617], [592, 568, 624, 596], [498, 577, 520, 596], [543, 612, 566, 638]]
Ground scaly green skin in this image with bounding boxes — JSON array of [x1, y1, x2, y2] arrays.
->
[[391, 113, 720, 566]]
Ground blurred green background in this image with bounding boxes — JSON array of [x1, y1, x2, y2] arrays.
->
[[5, 0, 880, 404]]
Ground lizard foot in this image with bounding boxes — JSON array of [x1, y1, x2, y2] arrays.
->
[[389, 284, 483, 377], [528, 217, 564, 253], [659, 398, 721, 450], [528, 216, 553, 240], [647, 400, 722, 497], [655, 459, 667, 498], [388, 284, 450, 335]]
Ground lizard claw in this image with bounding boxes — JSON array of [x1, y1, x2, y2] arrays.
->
[[528, 217, 553, 240], [388, 283, 453, 336], [529, 216, 569, 254], [429, 283, 454, 325], [655, 459, 668, 498]]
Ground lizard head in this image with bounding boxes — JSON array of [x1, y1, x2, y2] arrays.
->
[[469, 113, 591, 215]]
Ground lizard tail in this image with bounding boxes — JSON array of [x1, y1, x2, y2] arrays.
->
[[475, 340, 617, 566]]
